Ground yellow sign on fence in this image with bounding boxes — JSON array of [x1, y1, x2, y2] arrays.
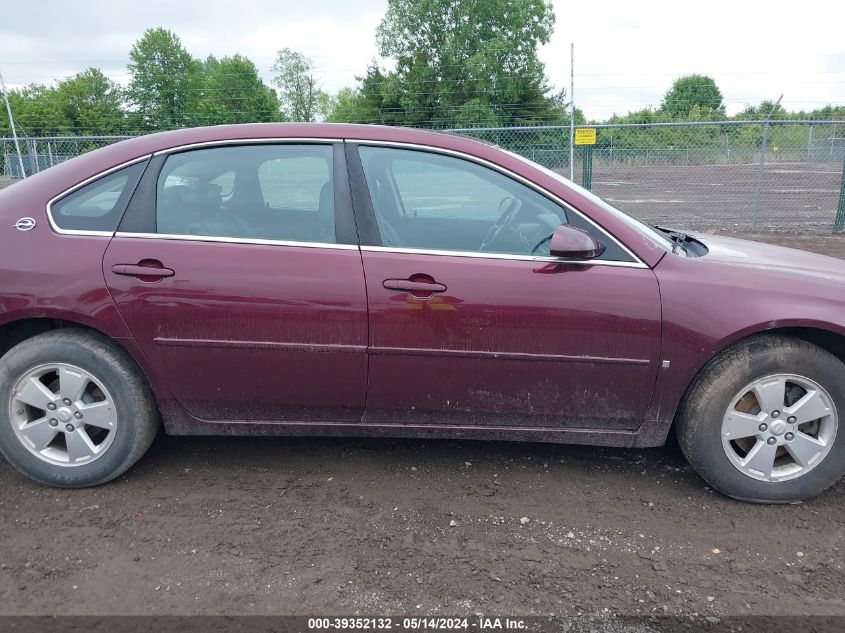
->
[[574, 128, 597, 145]]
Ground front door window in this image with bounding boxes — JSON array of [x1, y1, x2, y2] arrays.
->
[[356, 146, 632, 262]]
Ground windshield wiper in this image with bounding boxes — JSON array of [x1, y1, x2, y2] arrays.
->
[[670, 231, 688, 255], [652, 225, 688, 255]]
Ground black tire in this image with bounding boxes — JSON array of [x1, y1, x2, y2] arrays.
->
[[676, 335, 845, 503], [0, 329, 158, 487]]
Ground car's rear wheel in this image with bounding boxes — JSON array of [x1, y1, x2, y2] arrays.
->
[[0, 329, 158, 487], [676, 335, 845, 503]]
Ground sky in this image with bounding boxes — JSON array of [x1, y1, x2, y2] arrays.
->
[[0, 0, 843, 121]]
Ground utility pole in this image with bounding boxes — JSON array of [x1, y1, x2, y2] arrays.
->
[[0, 68, 26, 178], [569, 43, 574, 181]]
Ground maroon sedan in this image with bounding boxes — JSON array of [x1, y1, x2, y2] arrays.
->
[[0, 123, 843, 502]]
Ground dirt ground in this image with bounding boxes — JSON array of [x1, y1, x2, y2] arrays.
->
[[0, 236, 844, 620], [1, 434, 844, 620]]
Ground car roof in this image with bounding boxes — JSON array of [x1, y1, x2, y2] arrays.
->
[[11, 123, 497, 199], [102, 123, 495, 166]]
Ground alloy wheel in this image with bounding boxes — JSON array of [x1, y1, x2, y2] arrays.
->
[[721, 373, 837, 482], [8, 363, 118, 467]]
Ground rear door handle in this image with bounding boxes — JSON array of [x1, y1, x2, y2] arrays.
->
[[383, 279, 447, 293], [111, 264, 175, 278]]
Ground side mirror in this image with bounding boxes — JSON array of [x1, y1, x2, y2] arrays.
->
[[549, 225, 606, 260]]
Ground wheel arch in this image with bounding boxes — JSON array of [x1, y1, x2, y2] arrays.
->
[[639, 323, 845, 448], [670, 325, 845, 502], [675, 324, 845, 423], [0, 316, 164, 420], [0, 317, 120, 359]]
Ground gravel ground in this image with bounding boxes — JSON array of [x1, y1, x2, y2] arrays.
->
[[1, 435, 844, 619], [0, 432, 844, 620]]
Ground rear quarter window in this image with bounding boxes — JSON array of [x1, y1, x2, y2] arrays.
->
[[50, 161, 146, 232]]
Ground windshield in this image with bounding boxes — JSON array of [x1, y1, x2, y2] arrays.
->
[[503, 149, 675, 251]]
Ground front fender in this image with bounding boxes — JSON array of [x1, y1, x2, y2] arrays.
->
[[638, 254, 845, 446]]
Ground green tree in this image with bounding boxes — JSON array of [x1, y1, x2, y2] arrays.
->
[[805, 105, 845, 120], [54, 68, 126, 134], [660, 75, 725, 119], [735, 100, 787, 120], [371, 0, 563, 127], [0, 84, 68, 136], [326, 86, 375, 123], [198, 55, 281, 125], [327, 63, 403, 124], [126, 28, 201, 130], [271, 48, 330, 122]]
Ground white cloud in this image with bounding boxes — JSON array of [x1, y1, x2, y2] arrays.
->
[[0, 0, 842, 122], [543, 0, 845, 119]]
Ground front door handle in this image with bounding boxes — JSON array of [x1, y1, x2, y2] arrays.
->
[[111, 263, 175, 279], [383, 279, 447, 293], [383, 277, 447, 294]]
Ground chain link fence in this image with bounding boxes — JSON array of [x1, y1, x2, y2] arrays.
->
[[1, 135, 132, 179], [3, 121, 845, 233], [449, 120, 845, 233]]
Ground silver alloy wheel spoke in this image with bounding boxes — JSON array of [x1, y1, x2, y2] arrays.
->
[[8, 363, 117, 468], [785, 432, 826, 468], [59, 366, 89, 404], [77, 401, 114, 429], [20, 417, 60, 451], [65, 428, 98, 462], [751, 376, 787, 414], [786, 389, 831, 426], [16, 377, 58, 410], [721, 373, 837, 483], [723, 410, 764, 440], [742, 440, 778, 479]]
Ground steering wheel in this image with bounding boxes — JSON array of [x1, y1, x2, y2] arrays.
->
[[530, 233, 554, 255], [479, 197, 522, 251]]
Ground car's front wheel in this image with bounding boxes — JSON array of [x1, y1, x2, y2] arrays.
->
[[0, 329, 158, 487], [677, 335, 845, 503]]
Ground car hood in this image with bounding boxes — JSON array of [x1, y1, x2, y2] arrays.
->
[[692, 233, 845, 282]]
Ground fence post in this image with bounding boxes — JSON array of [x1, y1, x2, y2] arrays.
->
[[563, 128, 570, 178], [752, 122, 770, 231], [752, 97, 782, 231], [834, 152, 845, 232], [807, 125, 813, 161], [26, 138, 40, 175], [582, 145, 593, 190], [832, 124, 837, 162]]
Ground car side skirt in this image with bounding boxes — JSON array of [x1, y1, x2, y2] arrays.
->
[[160, 417, 669, 448]]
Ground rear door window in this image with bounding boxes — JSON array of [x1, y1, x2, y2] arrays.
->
[[155, 144, 335, 243]]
